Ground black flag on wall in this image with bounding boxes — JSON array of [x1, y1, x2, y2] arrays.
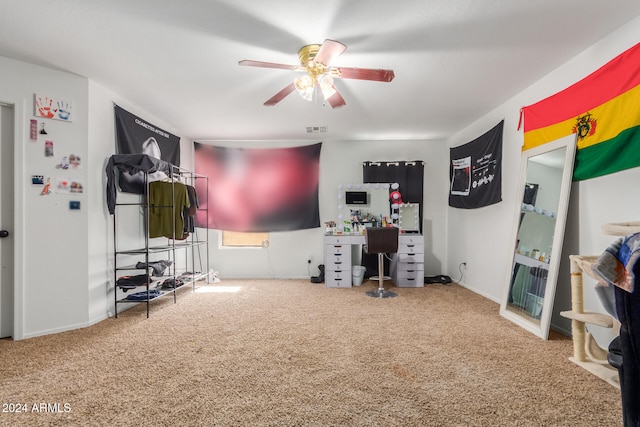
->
[[114, 104, 181, 194], [449, 120, 503, 209]]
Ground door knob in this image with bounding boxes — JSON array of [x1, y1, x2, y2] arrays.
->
[[0, 230, 9, 238]]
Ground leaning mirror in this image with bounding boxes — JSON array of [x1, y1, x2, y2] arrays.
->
[[500, 134, 576, 339]]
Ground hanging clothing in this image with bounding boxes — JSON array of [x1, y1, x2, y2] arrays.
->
[[594, 233, 640, 294], [183, 185, 199, 236], [594, 233, 640, 427], [148, 181, 190, 239], [105, 154, 172, 214]]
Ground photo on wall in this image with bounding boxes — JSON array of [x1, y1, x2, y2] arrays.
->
[[114, 105, 181, 194], [193, 142, 321, 232], [55, 178, 84, 194], [450, 156, 472, 196]]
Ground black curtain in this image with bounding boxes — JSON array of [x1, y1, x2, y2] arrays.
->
[[361, 161, 425, 277], [362, 161, 424, 230]]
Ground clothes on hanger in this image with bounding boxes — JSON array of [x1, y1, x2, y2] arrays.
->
[[183, 185, 199, 237], [148, 180, 190, 239], [105, 154, 172, 214]]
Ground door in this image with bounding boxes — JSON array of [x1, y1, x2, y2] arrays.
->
[[0, 103, 14, 338]]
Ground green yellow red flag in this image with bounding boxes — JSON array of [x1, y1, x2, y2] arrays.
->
[[519, 42, 640, 181]]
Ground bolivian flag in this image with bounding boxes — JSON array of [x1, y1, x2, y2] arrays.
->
[[520, 42, 640, 181]]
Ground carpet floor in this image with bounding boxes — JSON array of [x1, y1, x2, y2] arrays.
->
[[0, 279, 622, 426]]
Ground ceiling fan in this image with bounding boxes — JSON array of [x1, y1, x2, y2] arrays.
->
[[239, 39, 395, 108]]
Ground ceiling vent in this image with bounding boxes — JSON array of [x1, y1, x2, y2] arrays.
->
[[306, 126, 328, 134]]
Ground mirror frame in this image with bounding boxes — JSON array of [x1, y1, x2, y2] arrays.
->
[[500, 134, 576, 339]]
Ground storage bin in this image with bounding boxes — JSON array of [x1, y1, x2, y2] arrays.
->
[[352, 266, 366, 286]]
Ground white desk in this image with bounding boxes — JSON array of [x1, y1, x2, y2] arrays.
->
[[323, 233, 424, 288]]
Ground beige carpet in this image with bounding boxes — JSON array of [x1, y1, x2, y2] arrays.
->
[[0, 280, 621, 426]]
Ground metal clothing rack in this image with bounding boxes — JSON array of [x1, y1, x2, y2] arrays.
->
[[112, 162, 209, 318]]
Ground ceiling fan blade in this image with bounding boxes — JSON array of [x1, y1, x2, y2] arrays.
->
[[264, 83, 296, 106], [239, 60, 298, 71], [326, 87, 346, 109], [314, 39, 347, 66], [336, 67, 395, 82]]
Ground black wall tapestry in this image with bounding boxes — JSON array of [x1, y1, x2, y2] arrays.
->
[[114, 104, 181, 194], [449, 120, 503, 209], [193, 142, 321, 232]]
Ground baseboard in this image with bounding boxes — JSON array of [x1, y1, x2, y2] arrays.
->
[[550, 323, 572, 337], [455, 280, 501, 304], [20, 317, 105, 341], [216, 275, 312, 281]]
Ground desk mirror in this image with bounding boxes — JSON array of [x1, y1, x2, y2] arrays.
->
[[500, 134, 576, 339], [336, 183, 392, 231]]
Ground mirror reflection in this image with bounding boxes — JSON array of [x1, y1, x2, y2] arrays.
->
[[506, 147, 566, 325]]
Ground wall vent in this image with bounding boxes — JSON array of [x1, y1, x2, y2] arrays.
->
[[306, 126, 328, 134]]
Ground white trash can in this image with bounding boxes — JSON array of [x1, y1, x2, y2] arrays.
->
[[352, 266, 366, 286]]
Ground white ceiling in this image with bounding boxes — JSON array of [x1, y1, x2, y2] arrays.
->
[[1, 0, 640, 142]]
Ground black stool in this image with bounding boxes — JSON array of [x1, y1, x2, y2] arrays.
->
[[364, 227, 399, 298]]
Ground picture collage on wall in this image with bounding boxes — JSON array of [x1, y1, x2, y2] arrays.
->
[[30, 93, 81, 209]]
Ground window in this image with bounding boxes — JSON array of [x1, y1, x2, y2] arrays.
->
[[221, 231, 269, 248]]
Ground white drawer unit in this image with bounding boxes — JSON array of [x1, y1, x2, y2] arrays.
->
[[323, 233, 424, 289], [391, 234, 425, 287], [395, 267, 425, 287], [324, 250, 352, 274], [324, 235, 365, 245], [325, 269, 352, 288], [324, 234, 364, 288], [397, 242, 424, 255], [398, 234, 422, 245]]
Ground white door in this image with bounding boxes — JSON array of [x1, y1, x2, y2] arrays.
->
[[0, 103, 14, 338]]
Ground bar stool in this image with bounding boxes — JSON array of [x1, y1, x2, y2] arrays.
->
[[364, 227, 399, 298]]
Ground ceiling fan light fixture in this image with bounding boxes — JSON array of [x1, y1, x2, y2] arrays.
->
[[319, 75, 336, 100], [301, 89, 313, 101], [294, 75, 315, 101], [240, 39, 393, 108]]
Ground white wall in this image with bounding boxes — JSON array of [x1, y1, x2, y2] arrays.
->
[[196, 139, 449, 279], [0, 56, 194, 339], [0, 56, 89, 339], [446, 15, 640, 342]]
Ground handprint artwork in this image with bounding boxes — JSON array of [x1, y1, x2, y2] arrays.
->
[[36, 97, 55, 118], [34, 94, 73, 121], [56, 101, 71, 121]]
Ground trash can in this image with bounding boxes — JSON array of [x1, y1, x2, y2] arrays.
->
[[352, 266, 366, 286]]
